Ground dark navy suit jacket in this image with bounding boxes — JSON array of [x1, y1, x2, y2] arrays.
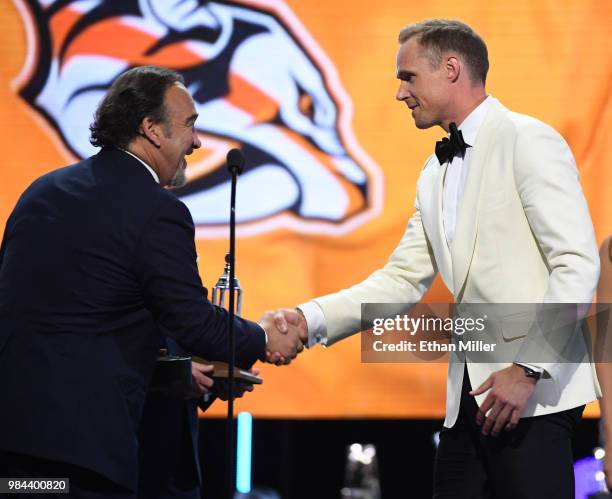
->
[[0, 149, 265, 491], [137, 339, 210, 499]]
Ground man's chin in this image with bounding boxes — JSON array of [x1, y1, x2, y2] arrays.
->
[[168, 167, 187, 188], [413, 118, 434, 130]]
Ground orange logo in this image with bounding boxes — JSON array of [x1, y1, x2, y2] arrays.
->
[[14, 0, 383, 238]]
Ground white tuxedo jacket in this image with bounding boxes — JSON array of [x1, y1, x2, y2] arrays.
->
[[313, 99, 601, 427]]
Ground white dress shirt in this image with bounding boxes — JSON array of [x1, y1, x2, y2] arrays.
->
[[300, 96, 496, 347], [442, 96, 493, 245]]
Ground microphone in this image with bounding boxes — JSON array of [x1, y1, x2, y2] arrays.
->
[[226, 148, 245, 175], [223, 146, 244, 495]]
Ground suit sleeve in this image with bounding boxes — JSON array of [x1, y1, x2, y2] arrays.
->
[[134, 193, 265, 368], [512, 121, 599, 303], [0, 233, 5, 274], [314, 194, 438, 346], [512, 120, 600, 377], [0, 216, 11, 274]]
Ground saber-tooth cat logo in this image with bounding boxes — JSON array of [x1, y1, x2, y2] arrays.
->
[[14, 0, 383, 237]]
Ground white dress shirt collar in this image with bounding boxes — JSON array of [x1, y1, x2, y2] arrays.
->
[[120, 149, 160, 184], [455, 95, 495, 146], [441, 95, 495, 248]]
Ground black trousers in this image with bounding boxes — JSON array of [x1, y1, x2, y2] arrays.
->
[[433, 369, 583, 499], [0, 451, 135, 499]]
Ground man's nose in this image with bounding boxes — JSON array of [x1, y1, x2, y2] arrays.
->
[[192, 131, 202, 150], [396, 82, 410, 101]]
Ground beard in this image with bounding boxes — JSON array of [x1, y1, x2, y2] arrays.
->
[[167, 163, 187, 188]]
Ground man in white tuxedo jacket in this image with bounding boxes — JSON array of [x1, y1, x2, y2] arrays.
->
[[271, 18, 600, 498]]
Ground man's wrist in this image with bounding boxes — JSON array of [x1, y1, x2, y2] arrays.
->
[[513, 363, 542, 381], [295, 307, 306, 322], [297, 302, 328, 347]]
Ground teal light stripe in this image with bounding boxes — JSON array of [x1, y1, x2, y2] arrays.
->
[[236, 412, 253, 493]]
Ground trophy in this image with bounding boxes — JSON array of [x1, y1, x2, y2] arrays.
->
[[212, 253, 243, 316], [206, 252, 262, 401]]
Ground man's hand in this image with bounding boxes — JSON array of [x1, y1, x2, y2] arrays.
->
[[265, 308, 308, 365], [188, 361, 214, 398], [260, 310, 304, 365], [214, 367, 261, 401], [273, 308, 308, 339], [470, 364, 537, 437]]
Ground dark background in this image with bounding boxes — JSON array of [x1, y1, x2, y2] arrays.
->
[[199, 418, 601, 499]]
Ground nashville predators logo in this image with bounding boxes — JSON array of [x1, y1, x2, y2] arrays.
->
[[13, 0, 383, 238]]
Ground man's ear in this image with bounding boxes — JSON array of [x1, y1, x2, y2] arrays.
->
[[445, 55, 461, 83], [140, 116, 162, 147]]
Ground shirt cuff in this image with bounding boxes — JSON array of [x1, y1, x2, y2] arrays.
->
[[297, 301, 328, 348], [514, 363, 545, 374]]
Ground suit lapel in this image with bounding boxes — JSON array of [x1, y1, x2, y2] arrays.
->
[[434, 164, 454, 292], [451, 101, 507, 297], [419, 158, 454, 292]]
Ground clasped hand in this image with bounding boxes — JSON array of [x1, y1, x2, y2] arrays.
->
[[259, 308, 308, 365]]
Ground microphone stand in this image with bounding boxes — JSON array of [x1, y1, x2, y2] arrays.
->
[[225, 148, 244, 499]]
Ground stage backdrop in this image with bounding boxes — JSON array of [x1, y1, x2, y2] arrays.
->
[[0, 0, 610, 418]]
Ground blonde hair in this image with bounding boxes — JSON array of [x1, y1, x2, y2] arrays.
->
[[399, 19, 489, 84]]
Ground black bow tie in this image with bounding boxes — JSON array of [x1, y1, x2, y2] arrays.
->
[[435, 122, 470, 165]]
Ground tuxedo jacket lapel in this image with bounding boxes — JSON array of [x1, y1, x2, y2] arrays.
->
[[435, 163, 454, 292], [419, 158, 454, 293], [451, 101, 506, 298]]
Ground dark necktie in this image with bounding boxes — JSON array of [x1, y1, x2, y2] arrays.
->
[[435, 122, 470, 165]]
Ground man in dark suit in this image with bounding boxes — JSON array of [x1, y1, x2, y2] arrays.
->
[[0, 65, 302, 498], [137, 339, 216, 499]]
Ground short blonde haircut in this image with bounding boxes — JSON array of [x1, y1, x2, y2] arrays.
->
[[399, 19, 489, 84]]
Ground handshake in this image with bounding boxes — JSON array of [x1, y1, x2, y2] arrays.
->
[[260, 308, 309, 365]]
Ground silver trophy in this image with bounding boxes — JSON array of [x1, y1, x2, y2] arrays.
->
[[212, 253, 243, 315]]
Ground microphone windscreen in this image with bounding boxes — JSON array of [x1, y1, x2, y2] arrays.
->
[[226, 148, 245, 174]]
